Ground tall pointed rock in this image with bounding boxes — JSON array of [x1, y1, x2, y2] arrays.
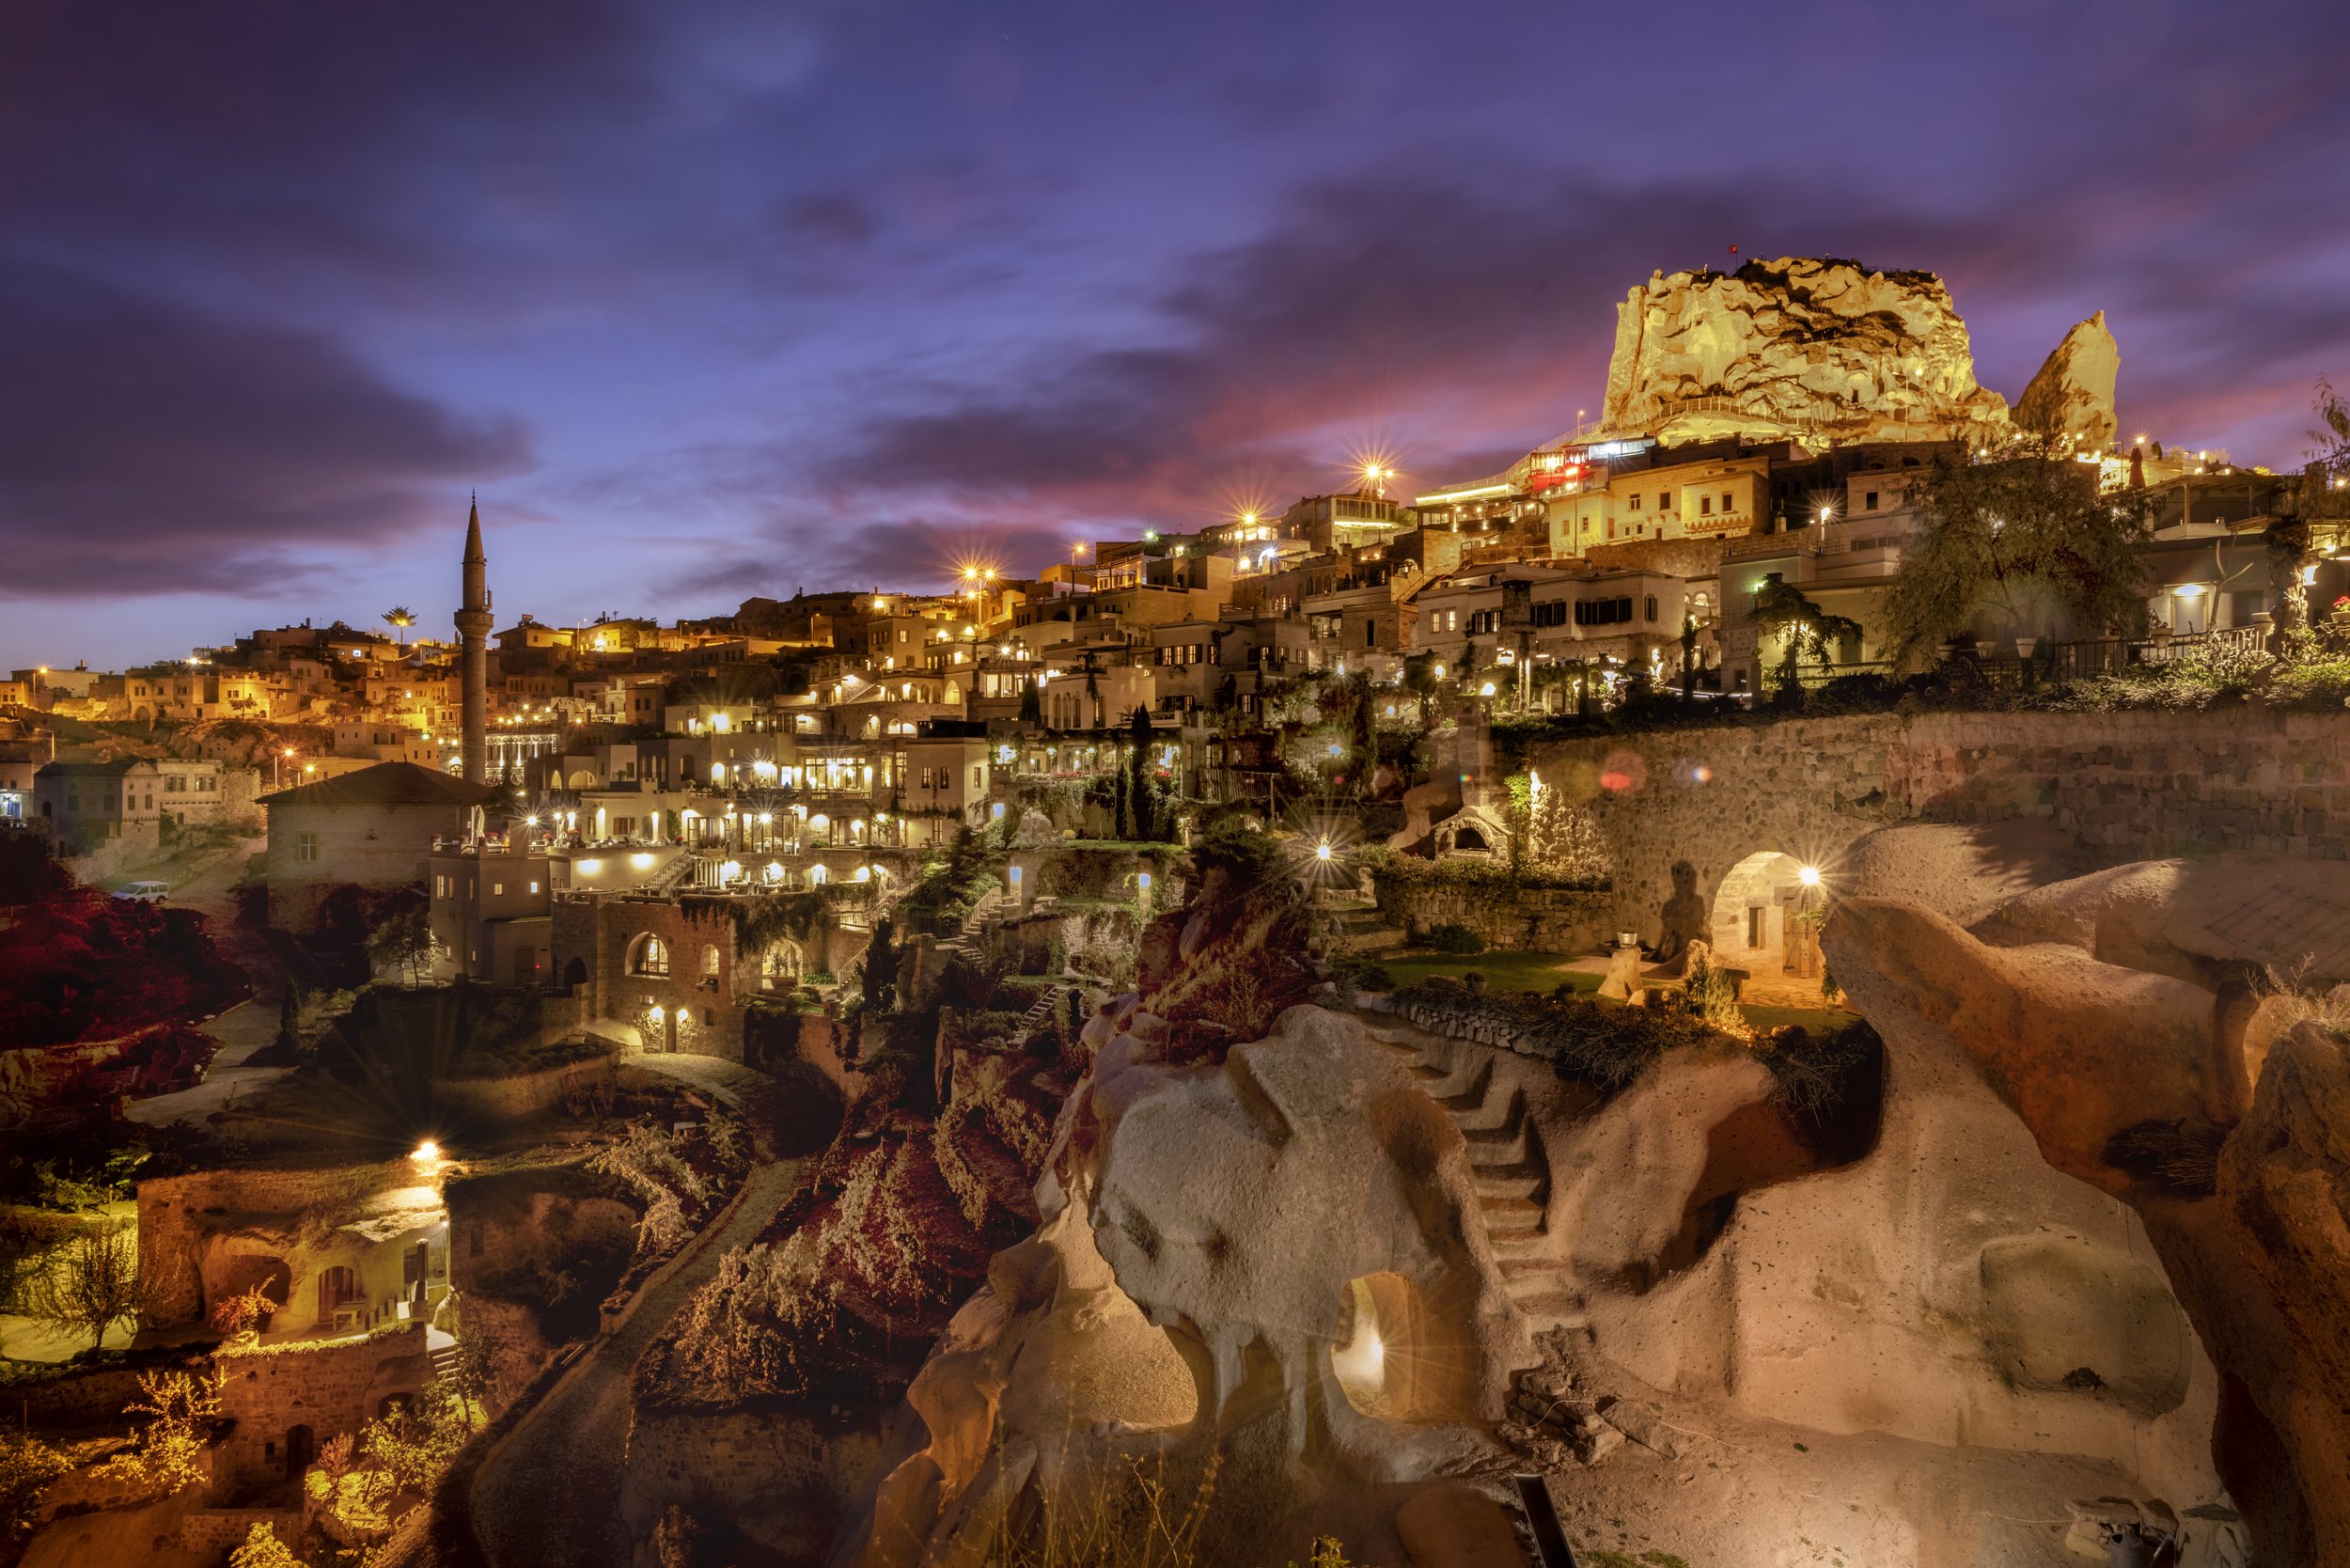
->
[[2015, 311, 2120, 451]]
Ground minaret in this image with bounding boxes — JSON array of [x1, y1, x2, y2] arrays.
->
[[456, 497, 493, 785]]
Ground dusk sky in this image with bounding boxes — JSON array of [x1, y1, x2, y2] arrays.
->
[[6, 0, 2347, 672]]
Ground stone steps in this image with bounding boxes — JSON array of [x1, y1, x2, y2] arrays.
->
[[1374, 1019, 1576, 1331]]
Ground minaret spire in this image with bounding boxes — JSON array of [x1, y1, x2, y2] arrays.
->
[[456, 496, 494, 786]]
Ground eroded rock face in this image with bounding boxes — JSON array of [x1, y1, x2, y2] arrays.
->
[[837, 1001, 1522, 1568], [1827, 872, 2350, 1561], [2013, 310, 2120, 449], [1599, 258, 2015, 446]]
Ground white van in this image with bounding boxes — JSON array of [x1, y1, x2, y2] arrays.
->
[[116, 881, 171, 904]]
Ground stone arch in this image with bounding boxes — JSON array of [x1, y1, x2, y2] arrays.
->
[[563, 956, 588, 991], [1330, 1270, 1480, 1422], [701, 943, 722, 979], [210, 1254, 293, 1327], [568, 768, 598, 789], [759, 941, 802, 992], [1710, 850, 1808, 976], [1434, 805, 1509, 859], [629, 933, 669, 977], [316, 1265, 360, 1323]]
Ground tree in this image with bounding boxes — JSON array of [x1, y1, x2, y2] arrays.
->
[[862, 916, 898, 1011], [1883, 447, 2153, 666], [367, 905, 437, 984], [1348, 676, 1375, 790], [97, 1368, 222, 1500], [210, 1280, 282, 1341], [2276, 379, 2350, 651], [382, 606, 415, 651], [24, 1222, 150, 1352], [1126, 705, 1156, 840], [1750, 574, 1863, 705], [0, 1434, 73, 1542], [274, 983, 303, 1056], [228, 1521, 309, 1568], [359, 1381, 479, 1500]]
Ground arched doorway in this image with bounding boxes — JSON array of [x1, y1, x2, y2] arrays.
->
[[563, 956, 588, 991], [284, 1423, 314, 1479], [760, 942, 802, 992], [1331, 1271, 1479, 1421], [317, 1265, 360, 1328], [1709, 851, 1813, 978]]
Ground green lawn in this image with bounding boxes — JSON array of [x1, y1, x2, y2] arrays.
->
[[1374, 949, 1601, 996], [1373, 948, 1856, 1030]]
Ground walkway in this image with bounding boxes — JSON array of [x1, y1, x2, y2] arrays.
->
[[471, 1065, 810, 1568], [124, 836, 296, 1128]]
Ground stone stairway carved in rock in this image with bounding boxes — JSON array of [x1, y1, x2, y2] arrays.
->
[[1013, 982, 1072, 1046], [429, 1338, 464, 1385], [959, 886, 1004, 940], [1363, 1019, 1580, 1332]]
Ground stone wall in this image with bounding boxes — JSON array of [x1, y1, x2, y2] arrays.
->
[[214, 1324, 432, 1487], [619, 1400, 890, 1565], [1371, 876, 1615, 955], [1522, 708, 2350, 947], [8, 1354, 214, 1435], [177, 1507, 304, 1557]]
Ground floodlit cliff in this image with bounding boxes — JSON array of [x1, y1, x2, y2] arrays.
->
[[1601, 257, 2039, 447]]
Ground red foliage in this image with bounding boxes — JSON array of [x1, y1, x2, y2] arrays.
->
[[0, 889, 249, 1045]]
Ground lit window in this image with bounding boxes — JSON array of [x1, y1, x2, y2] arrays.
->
[[633, 934, 670, 977], [295, 832, 320, 864]]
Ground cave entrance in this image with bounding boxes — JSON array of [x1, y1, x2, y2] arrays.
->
[[1710, 850, 1818, 979], [1331, 1272, 1479, 1423]]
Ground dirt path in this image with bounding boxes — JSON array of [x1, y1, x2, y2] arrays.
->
[[124, 837, 297, 1127], [471, 1063, 814, 1568]]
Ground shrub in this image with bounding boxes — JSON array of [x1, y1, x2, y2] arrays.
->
[[1394, 981, 1731, 1098], [0, 1433, 73, 1542], [2105, 1119, 2229, 1197], [1423, 923, 1484, 955]]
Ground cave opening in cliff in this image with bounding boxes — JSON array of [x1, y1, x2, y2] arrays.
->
[[1330, 1272, 1479, 1422]]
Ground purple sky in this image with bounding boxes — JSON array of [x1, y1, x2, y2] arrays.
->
[[5, 0, 2347, 671]]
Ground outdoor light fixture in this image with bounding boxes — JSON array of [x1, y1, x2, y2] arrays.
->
[[1798, 865, 1823, 887], [1479, 681, 1496, 697], [1315, 839, 1335, 862], [412, 1140, 442, 1166]]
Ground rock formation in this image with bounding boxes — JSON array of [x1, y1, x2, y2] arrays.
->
[[1599, 258, 2017, 447], [1828, 852, 2350, 1561], [2014, 310, 2121, 450]]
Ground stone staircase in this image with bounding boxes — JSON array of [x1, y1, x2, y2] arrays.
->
[[429, 1337, 464, 1385], [1014, 982, 1073, 1046], [959, 886, 1004, 940], [644, 851, 697, 896], [1364, 1018, 1580, 1332], [1328, 899, 1407, 953]]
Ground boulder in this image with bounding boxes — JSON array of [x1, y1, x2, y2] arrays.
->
[[1393, 1482, 1528, 1568], [2014, 311, 2120, 450]]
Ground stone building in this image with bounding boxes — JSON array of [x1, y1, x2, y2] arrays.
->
[[429, 837, 556, 985], [139, 1158, 452, 1342], [33, 758, 162, 858], [258, 760, 505, 932], [551, 891, 869, 1059], [214, 1325, 436, 1488]]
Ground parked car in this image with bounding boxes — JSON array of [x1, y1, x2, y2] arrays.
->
[[115, 880, 171, 904]]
